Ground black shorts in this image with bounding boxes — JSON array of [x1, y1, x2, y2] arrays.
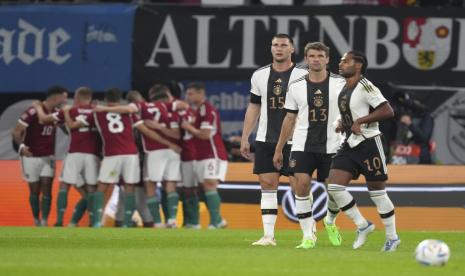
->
[[288, 151, 334, 182], [253, 141, 291, 176], [331, 135, 388, 181]]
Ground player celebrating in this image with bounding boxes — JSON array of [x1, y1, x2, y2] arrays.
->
[[240, 34, 308, 246], [327, 51, 400, 251], [181, 82, 228, 229], [12, 86, 68, 226], [273, 42, 346, 249]]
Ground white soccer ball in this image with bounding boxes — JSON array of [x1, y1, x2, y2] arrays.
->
[[415, 239, 450, 266]]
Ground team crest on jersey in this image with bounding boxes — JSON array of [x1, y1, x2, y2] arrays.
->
[[273, 78, 283, 95], [402, 17, 452, 70], [313, 89, 324, 107]]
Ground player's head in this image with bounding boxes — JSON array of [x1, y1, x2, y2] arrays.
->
[[271, 33, 294, 64], [74, 87, 93, 105], [304, 42, 330, 73], [148, 84, 171, 102], [105, 88, 122, 104], [339, 50, 368, 78], [46, 85, 68, 107], [185, 82, 206, 105], [126, 90, 144, 104]]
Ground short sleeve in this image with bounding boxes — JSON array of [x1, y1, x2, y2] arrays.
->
[[250, 73, 261, 97], [18, 107, 36, 127], [283, 84, 298, 111], [362, 81, 387, 108], [199, 104, 214, 130]]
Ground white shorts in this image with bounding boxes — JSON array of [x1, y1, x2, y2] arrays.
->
[[98, 154, 140, 184], [62, 153, 100, 186], [20, 156, 55, 183], [180, 161, 197, 187], [195, 159, 228, 183], [144, 149, 181, 182]]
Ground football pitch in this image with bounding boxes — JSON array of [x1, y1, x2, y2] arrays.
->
[[0, 227, 463, 276]]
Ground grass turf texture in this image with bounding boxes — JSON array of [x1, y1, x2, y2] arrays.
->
[[0, 228, 463, 276]]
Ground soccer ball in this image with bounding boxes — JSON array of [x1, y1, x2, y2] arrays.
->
[[415, 239, 450, 266]]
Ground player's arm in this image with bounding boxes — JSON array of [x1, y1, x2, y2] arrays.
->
[[240, 103, 260, 160], [352, 102, 394, 135], [273, 111, 297, 170], [62, 106, 86, 130], [135, 123, 181, 153], [31, 101, 56, 124], [11, 122, 32, 157], [94, 104, 138, 114], [180, 121, 210, 140], [144, 120, 181, 140]]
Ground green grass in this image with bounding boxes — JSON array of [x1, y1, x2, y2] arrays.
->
[[0, 227, 464, 276]]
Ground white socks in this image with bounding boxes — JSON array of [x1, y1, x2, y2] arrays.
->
[[261, 190, 278, 238], [327, 184, 368, 229], [295, 195, 315, 240], [369, 190, 398, 240], [325, 195, 340, 225]]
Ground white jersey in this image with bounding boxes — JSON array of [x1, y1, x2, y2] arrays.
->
[[285, 72, 346, 154], [338, 77, 387, 148], [250, 63, 308, 143]]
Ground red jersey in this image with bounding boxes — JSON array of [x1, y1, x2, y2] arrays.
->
[[94, 109, 141, 156], [138, 101, 178, 152], [55, 105, 101, 155], [18, 106, 57, 156], [175, 108, 197, 161], [193, 101, 227, 161]]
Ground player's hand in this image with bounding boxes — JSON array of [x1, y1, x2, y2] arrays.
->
[[351, 119, 362, 135], [170, 144, 182, 153], [240, 140, 251, 160], [400, 115, 412, 126], [334, 119, 343, 133], [273, 151, 283, 170], [19, 145, 32, 157], [175, 100, 189, 111], [180, 121, 192, 130]]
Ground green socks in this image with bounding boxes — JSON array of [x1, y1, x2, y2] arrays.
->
[[70, 198, 88, 224], [29, 194, 40, 220], [41, 195, 52, 221], [184, 193, 199, 225], [93, 191, 105, 227], [167, 192, 179, 220], [146, 196, 162, 224], [123, 192, 136, 227], [87, 192, 95, 227], [55, 189, 68, 226], [205, 190, 222, 226]]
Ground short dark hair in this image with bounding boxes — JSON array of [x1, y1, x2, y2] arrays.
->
[[348, 50, 368, 75], [105, 88, 122, 103], [46, 85, 67, 98], [304, 42, 330, 57], [272, 33, 294, 46], [76, 87, 93, 100], [185, 82, 205, 91]]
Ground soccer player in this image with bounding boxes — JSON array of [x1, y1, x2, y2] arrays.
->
[[141, 87, 182, 228], [273, 42, 346, 249], [149, 84, 200, 228], [92, 88, 174, 227], [33, 87, 100, 227], [327, 50, 400, 251], [11, 86, 68, 226], [181, 82, 228, 229], [240, 34, 308, 246]]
